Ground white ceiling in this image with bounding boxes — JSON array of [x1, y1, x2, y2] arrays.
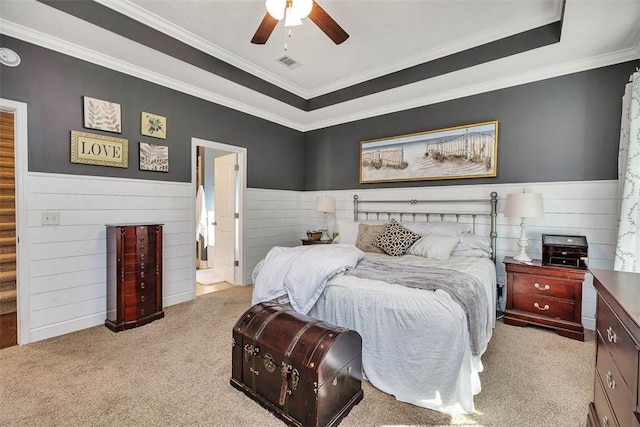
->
[[1, 0, 639, 131]]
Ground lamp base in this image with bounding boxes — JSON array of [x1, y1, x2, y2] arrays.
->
[[513, 251, 532, 263]]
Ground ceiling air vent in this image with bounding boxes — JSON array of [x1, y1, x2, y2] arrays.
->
[[276, 56, 302, 69]]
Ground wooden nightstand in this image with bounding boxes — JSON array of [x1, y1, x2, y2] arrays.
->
[[301, 239, 333, 245], [503, 256, 586, 341]]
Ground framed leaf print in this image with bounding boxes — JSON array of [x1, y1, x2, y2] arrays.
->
[[141, 112, 167, 139], [83, 96, 122, 133]]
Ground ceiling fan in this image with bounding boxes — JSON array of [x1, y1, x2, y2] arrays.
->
[[251, 0, 349, 45]]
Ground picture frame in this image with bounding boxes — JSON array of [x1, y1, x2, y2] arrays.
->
[[83, 96, 122, 133], [141, 112, 167, 139], [139, 142, 169, 172], [360, 120, 498, 183], [70, 130, 128, 168]]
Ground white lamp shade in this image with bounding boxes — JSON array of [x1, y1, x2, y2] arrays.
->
[[504, 192, 544, 218], [315, 196, 336, 213]]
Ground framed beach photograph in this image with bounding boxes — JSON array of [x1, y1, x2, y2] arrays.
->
[[141, 112, 167, 139], [360, 121, 498, 183], [139, 142, 169, 172], [83, 96, 122, 133]]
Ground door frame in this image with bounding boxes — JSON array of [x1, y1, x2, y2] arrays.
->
[[1, 98, 30, 345], [191, 137, 246, 285]]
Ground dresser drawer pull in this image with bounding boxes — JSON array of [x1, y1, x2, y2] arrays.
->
[[141, 262, 145, 269], [606, 326, 617, 343], [140, 295, 145, 302], [140, 271, 145, 278], [534, 283, 550, 291], [533, 303, 549, 311], [140, 308, 145, 316], [140, 282, 145, 289], [602, 415, 609, 427], [140, 254, 145, 261], [605, 371, 616, 390]]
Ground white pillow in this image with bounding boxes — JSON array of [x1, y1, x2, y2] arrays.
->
[[451, 248, 491, 259], [401, 221, 471, 237], [456, 234, 492, 253], [407, 234, 460, 260], [336, 220, 387, 245]]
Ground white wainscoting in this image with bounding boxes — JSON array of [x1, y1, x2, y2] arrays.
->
[[22, 178, 617, 343], [25, 173, 194, 343]]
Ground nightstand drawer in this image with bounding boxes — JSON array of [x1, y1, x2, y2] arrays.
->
[[596, 334, 634, 427], [512, 293, 574, 321], [596, 296, 639, 394], [512, 274, 574, 299]]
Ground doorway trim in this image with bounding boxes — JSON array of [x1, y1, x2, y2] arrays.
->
[[191, 137, 246, 285], [1, 98, 30, 344]]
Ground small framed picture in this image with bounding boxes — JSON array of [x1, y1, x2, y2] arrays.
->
[[141, 112, 167, 139], [139, 142, 169, 172], [83, 96, 122, 133]]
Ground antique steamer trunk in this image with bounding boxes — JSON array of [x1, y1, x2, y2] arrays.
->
[[231, 303, 363, 427]]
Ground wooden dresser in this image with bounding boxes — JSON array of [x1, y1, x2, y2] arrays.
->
[[587, 269, 640, 427], [105, 224, 164, 332], [503, 256, 586, 341]]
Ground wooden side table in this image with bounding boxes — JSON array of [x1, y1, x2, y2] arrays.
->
[[301, 239, 333, 245], [503, 256, 586, 341]]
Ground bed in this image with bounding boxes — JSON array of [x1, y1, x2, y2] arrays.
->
[[252, 192, 498, 414]]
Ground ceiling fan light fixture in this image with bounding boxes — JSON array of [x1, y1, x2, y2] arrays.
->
[[265, 0, 286, 20], [284, 6, 303, 27]]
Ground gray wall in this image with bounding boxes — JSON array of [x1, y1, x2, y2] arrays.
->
[[303, 61, 639, 190], [2, 35, 637, 192], [0, 36, 304, 190]]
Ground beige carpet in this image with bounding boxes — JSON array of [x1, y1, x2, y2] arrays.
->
[[0, 285, 594, 427]]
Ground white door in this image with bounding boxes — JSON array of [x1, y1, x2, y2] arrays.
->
[[213, 153, 237, 284]]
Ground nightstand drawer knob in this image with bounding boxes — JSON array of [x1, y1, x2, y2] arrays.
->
[[534, 283, 550, 291], [606, 326, 617, 343], [533, 302, 549, 311]]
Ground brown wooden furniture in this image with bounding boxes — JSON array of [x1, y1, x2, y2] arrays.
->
[[232, 302, 363, 427], [301, 239, 333, 245], [504, 256, 585, 341], [105, 224, 164, 332], [587, 269, 640, 427]]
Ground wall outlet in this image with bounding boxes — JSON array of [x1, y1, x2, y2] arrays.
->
[[41, 212, 60, 226]]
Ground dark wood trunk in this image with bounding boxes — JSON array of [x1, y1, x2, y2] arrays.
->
[[231, 302, 363, 427]]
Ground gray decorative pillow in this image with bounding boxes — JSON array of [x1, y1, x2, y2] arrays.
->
[[355, 223, 386, 254], [373, 219, 421, 257]]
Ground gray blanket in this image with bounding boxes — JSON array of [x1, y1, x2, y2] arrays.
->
[[345, 259, 490, 355]]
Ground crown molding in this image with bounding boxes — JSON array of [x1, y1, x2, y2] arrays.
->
[[0, 19, 305, 131], [95, 0, 310, 98], [2, 17, 638, 133], [299, 46, 640, 132]]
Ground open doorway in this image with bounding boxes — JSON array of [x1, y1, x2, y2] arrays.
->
[[191, 138, 246, 297]]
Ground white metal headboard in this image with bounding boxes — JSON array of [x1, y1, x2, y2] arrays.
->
[[353, 192, 498, 263]]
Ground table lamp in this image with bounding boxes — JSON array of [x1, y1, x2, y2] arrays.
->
[[505, 192, 544, 262], [315, 196, 336, 241]]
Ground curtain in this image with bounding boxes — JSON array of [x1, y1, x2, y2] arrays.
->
[[614, 71, 640, 272]]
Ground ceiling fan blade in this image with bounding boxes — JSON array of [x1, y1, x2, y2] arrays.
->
[[251, 12, 279, 44], [308, 1, 349, 45]]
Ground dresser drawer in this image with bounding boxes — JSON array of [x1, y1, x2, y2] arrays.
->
[[597, 296, 640, 393], [512, 274, 575, 299], [124, 292, 155, 308], [512, 293, 574, 321], [123, 300, 158, 322], [597, 333, 634, 427], [123, 273, 156, 293], [123, 251, 156, 267], [124, 236, 157, 253], [594, 373, 620, 427]]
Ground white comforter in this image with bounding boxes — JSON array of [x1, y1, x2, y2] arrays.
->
[[252, 245, 495, 414], [252, 244, 365, 313]]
